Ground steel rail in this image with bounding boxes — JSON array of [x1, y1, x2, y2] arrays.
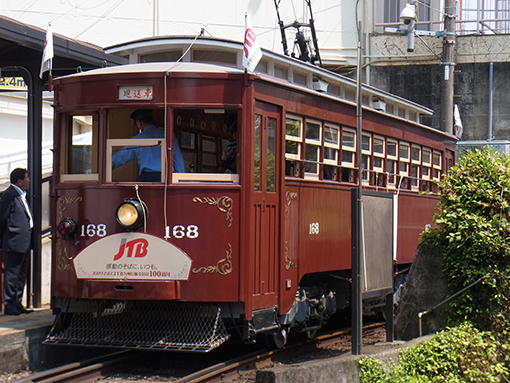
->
[[174, 322, 385, 383], [12, 350, 141, 383]]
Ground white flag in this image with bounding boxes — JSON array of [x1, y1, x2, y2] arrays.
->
[[243, 14, 262, 72], [454, 104, 463, 139], [39, 23, 54, 79]]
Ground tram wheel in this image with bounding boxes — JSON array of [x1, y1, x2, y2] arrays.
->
[[266, 327, 288, 349], [306, 329, 317, 340]]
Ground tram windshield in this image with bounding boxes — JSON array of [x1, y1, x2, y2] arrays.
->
[[60, 111, 99, 182], [59, 108, 240, 184]]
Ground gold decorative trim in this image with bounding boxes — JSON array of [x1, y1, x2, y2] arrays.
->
[[284, 242, 297, 270], [192, 243, 233, 275], [193, 196, 233, 227], [57, 247, 74, 271], [56, 195, 82, 272], [285, 191, 298, 217], [57, 195, 83, 222]]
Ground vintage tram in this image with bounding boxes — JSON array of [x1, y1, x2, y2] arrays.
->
[[45, 37, 456, 352]]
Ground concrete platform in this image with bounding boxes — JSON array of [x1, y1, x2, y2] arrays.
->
[[0, 307, 54, 373], [256, 335, 433, 383], [0, 307, 121, 374]]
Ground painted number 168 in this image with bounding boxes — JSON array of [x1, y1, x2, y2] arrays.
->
[[309, 222, 320, 235]]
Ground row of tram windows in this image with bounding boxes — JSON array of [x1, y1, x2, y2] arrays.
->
[[59, 108, 239, 183], [285, 115, 442, 192]]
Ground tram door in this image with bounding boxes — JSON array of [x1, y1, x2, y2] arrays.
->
[[251, 102, 281, 310]]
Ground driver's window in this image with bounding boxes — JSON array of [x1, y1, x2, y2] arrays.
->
[[106, 108, 166, 183]]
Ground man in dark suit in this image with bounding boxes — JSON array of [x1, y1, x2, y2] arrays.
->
[[0, 168, 33, 315]]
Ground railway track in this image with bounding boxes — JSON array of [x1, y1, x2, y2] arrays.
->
[[14, 323, 385, 383], [174, 322, 386, 383], [12, 350, 143, 383]]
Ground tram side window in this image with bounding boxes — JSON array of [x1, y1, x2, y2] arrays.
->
[[173, 108, 239, 183], [387, 140, 398, 188], [411, 145, 421, 190], [60, 112, 99, 182], [341, 129, 356, 183], [285, 116, 302, 177], [304, 120, 321, 178], [361, 134, 372, 184], [421, 148, 432, 191], [323, 124, 340, 181], [399, 142, 410, 189], [373, 136, 385, 186]]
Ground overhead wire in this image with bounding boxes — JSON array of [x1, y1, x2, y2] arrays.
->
[[74, 0, 126, 40], [162, 30, 203, 239]]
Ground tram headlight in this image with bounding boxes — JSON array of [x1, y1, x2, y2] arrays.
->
[[116, 198, 146, 231], [58, 218, 77, 240]]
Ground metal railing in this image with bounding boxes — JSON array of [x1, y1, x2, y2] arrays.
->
[[418, 275, 486, 337], [375, 18, 510, 36]]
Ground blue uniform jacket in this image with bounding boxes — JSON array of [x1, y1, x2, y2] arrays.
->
[[111, 125, 185, 173]]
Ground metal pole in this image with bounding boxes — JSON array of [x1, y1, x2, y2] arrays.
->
[[440, 0, 456, 135], [28, 67, 43, 309], [352, 21, 363, 356], [488, 62, 494, 140]]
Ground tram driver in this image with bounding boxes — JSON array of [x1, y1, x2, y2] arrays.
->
[[112, 109, 185, 181]]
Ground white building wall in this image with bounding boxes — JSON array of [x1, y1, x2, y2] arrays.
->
[[0, 0, 369, 68]]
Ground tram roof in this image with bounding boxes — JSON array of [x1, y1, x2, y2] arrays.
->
[[104, 36, 435, 121], [61, 61, 245, 78]]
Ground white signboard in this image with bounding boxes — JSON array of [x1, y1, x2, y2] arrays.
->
[[118, 85, 153, 100], [73, 233, 192, 281]]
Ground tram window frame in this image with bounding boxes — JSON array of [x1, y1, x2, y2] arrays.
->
[[293, 71, 308, 86], [432, 151, 442, 181], [341, 128, 356, 183], [274, 65, 288, 80], [399, 142, 410, 189], [60, 111, 100, 182], [386, 139, 398, 188], [105, 108, 166, 183], [304, 119, 321, 179], [422, 148, 431, 180], [361, 134, 372, 185], [411, 145, 421, 190], [172, 108, 240, 183], [323, 124, 340, 181], [373, 136, 385, 186], [192, 49, 237, 66], [285, 115, 302, 177]]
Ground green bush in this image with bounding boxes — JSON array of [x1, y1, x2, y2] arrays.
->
[[420, 148, 510, 332], [359, 323, 508, 382]]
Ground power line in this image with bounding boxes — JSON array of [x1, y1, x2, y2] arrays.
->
[[74, 0, 126, 40]]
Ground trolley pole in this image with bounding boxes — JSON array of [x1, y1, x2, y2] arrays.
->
[[440, 0, 456, 135]]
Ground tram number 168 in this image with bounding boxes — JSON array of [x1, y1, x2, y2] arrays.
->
[[165, 225, 199, 239], [309, 222, 320, 235]]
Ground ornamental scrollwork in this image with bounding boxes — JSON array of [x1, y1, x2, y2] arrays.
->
[[284, 242, 297, 270], [57, 195, 83, 222], [192, 243, 233, 275], [192, 196, 233, 227], [285, 191, 298, 217]]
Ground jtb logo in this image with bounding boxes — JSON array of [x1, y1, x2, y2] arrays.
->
[[113, 238, 149, 261]]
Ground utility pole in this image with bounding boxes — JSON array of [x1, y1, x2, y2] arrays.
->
[[440, 0, 456, 135]]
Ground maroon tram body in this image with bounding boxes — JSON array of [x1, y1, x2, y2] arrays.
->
[[46, 54, 456, 351]]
